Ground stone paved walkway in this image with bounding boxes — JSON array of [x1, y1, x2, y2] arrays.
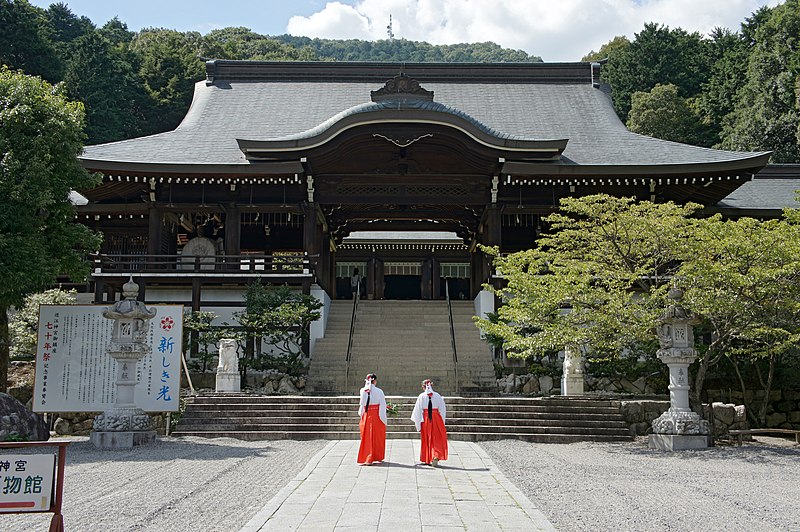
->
[[240, 439, 555, 532]]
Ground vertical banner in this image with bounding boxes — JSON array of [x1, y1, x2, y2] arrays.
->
[[32, 305, 183, 413]]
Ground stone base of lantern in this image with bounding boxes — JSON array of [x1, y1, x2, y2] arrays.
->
[[561, 374, 584, 396], [216, 371, 241, 393], [91, 430, 157, 450], [648, 434, 711, 451]]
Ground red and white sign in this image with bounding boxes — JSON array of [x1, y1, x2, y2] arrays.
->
[[0, 454, 55, 513], [32, 305, 183, 413]]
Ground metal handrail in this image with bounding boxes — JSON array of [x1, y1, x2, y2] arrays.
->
[[344, 279, 361, 391], [445, 279, 460, 394]]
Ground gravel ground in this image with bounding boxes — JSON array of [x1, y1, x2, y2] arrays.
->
[[481, 436, 800, 532], [1, 436, 327, 532]]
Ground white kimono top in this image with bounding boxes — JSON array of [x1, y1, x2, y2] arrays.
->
[[410, 390, 446, 432], [359, 383, 387, 426]]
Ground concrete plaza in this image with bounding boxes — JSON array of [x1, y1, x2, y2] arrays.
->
[[241, 439, 555, 531]]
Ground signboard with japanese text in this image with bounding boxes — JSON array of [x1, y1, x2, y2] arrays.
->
[[0, 454, 55, 512], [32, 305, 183, 413]]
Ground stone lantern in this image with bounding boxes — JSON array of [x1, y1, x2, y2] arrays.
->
[[648, 288, 710, 451], [91, 278, 158, 449]]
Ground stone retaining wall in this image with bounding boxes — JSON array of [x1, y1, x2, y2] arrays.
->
[[619, 399, 748, 438], [707, 388, 800, 430]]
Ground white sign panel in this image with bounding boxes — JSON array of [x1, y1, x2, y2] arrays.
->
[[32, 305, 183, 413], [0, 454, 55, 512]]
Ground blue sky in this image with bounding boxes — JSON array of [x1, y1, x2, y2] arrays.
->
[[28, 0, 783, 62]]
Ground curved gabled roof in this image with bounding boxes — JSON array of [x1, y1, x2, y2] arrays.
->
[[79, 60, 769, 175]]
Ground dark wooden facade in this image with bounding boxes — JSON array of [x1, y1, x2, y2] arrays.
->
[[76, 61, 772, 304]]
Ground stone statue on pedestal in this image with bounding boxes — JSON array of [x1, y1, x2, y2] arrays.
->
[[215, 338, 241, 393]]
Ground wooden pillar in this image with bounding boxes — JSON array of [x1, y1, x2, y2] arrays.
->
[[432, 256, 441, 299], [224, 203, 241, 256], [480, 205, 502, 292], [93, 279, 105, 303], [303, 203, 319, 258], [147, 205, 163, 256], [421, 257, 433, 300]]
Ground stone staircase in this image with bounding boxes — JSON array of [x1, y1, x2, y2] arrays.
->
[[171, 395, 634, 443], [307, 299, 495, 395]]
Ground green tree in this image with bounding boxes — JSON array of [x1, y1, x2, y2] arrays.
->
[[627, 83, 714, 146], [720, 0, 800, 162], [234, 283, 322, 377], [64, 31, 146, 144], [129, 28, 218, 134], [679, 214, 800, 415], [0, 67, 101, 391], [182, 310, 226, 373], [9, 288, 76, 358], [477, 195, 700, 360], [205, 27, 316, 61], [582, 35, 630, 62], [0, 0, 61, 81], [603, 23, 713, 120]]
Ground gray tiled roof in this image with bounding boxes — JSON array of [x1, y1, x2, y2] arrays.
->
[[717, 180, 800, 211], [80, 61, 767, 169]]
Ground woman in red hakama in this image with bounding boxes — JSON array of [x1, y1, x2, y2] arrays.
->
[[411, 379, 448, 466], [357, 373, 387, 465]]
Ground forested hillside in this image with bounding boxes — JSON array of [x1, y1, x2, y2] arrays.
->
[[1, 0, 798, 162], [272, 34, 540, 63]]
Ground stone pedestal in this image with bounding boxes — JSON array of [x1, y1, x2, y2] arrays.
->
[[216, 372, 240, 393], [91, 430, 157, 449], [648, 434, 712, 451], [561, 374, 584, 396]]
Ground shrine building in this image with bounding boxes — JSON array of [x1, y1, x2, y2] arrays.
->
[[73, 60, 797, 391]]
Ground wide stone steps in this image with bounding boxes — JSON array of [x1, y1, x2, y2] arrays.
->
[[171, 395, 634, 443], [307, 299, 495, 394]]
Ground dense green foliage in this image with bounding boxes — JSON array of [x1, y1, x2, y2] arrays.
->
[[478, 195, 800, 411], [592, 2, 799, 159], [0, 66, 101, 391], [273, 34, 541, 62], [234, 283, 322, 377], [9, 288, 76, 359], [627, 83, 714, 146], [2, 1, 798, 160]]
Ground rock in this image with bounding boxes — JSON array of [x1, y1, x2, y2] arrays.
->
[[631, 422, 649, 436], [775, 400, 796, 413], [53, 417, 71, 435], [782, 389, 800, 401], [277, 376, 297, 394], [620, 401, 644, 423], [538, 376, 554, 394], [734, 405, 747, 422], [789, 411, 800, 423], [765, 412, 787, 427], [504, 375, 516, 394], [712, 403, 735, 426], [521, 377, 540, 395], [0, 393, 49, 441], [769, 390, 782, 402], [295, 377, 306, 390]]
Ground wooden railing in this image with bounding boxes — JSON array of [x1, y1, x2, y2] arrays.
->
[[90, 253, 315, 276]]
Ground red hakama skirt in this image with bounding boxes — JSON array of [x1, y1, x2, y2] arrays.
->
[[357, 404, 386, 464], [420, 408, 448, 464]]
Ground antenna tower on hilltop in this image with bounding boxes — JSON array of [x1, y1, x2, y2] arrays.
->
[[387, 14, 394, 40]]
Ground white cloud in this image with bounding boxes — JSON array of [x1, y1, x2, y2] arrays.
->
[[284, 0, 782, 61]]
